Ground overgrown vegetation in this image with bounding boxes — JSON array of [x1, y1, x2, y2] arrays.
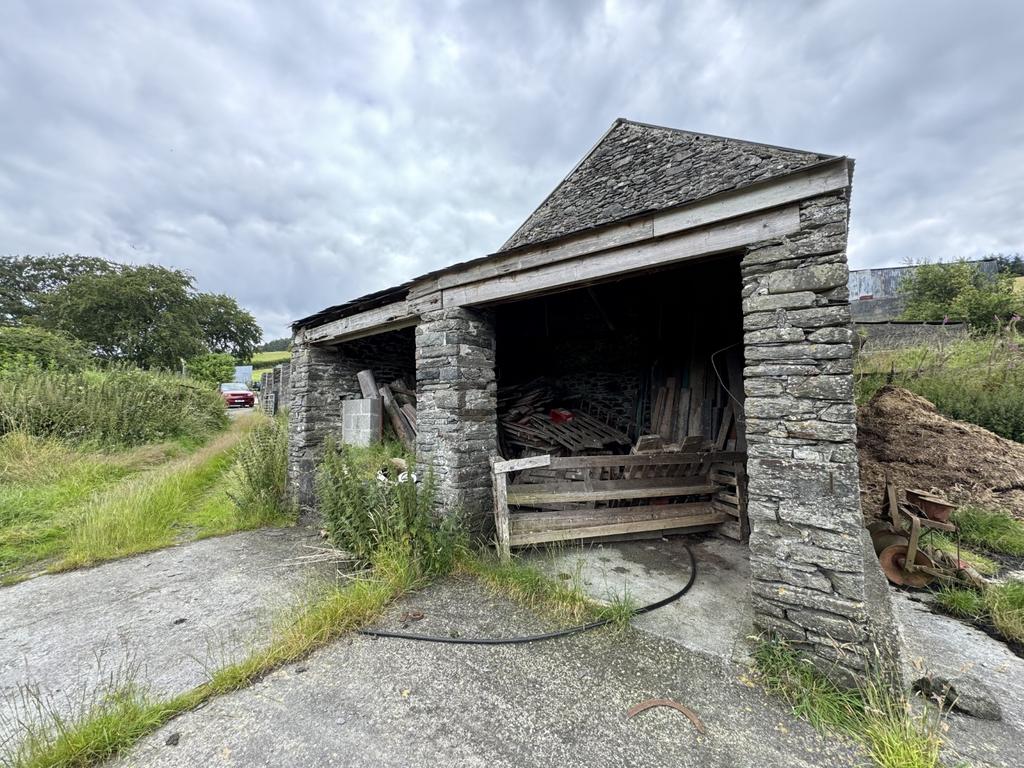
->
[[317, 441, 464, 579], [0, 326, 89, 371], [755, 640, 942, 768], [936, 580, 1024, 646], [227, 415, 295, 527], [856, 331, 1024, 443], [0, 414, 294, 581], [184, 352, 237, 386], [0, 366, 227, 448]]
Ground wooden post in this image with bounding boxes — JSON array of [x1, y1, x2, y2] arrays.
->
[[490, 457, 511, 562], [357, 369, 379, 399], [379, 384, 415, 450]]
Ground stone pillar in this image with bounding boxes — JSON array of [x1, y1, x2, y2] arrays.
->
[[741, 191, 896, 684], [415, 307, 498, 531], [287, 343, 360, 514]]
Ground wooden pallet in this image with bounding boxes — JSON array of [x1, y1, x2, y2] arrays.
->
[[491, 452, 742, 559]]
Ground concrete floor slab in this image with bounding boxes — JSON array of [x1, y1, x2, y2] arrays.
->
[[529, 535, 753, 664], [112, 578, 863, 768], [0, 527, 329, 744]]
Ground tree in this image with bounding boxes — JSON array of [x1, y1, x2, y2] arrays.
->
[[186, 352, 237, 385], [900, 260, 1022, 332], [0, 326, 89, 371], [193, 293, 262, 362], [258, 337, 291, 353], [39, 265, 206, 369], [995, 253, 1024, 276], [0, 254, 115, 325]]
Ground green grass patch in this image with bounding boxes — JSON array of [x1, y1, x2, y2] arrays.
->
[[755, 640, 943, 768], [460, 549, 639, 630], [935, 581, 1024, 645], [953, 506, 1024, 556], [929, 534, 1000, 576], [251, 350, 290, 382], [1, 414, 295, 581], [934, 586, 985, 619]]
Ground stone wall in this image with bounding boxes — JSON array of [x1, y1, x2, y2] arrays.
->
[[856, 321, 968, 351], [415, 307, 498, 531], [741, 190, 896, 683], [287, 344, 361, 514], [287, 328, 416, 515]]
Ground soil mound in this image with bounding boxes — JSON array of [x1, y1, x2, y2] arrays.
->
[[857, 386, 1024, 520]]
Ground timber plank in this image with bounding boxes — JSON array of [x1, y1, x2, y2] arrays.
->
[[509, 512, 728, 546], [507, 481, 719, 506]]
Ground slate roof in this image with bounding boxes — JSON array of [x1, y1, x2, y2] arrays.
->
[[500, 118, 834, 252]]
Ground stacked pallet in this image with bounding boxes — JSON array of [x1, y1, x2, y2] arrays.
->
[[498, 380, 631, 457]]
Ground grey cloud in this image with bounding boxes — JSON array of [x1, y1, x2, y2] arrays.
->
[[1, 0, 1021, 338]]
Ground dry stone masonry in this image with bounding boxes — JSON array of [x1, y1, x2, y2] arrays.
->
[[415, 307, 498, 530], [741, 189, 878, 682]]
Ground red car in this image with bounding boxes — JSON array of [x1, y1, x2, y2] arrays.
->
[[220, 382, 256, 408]]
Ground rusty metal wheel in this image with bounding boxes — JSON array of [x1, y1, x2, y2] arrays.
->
[[870, 527, 907, 555], [878, 544, 936, 588]]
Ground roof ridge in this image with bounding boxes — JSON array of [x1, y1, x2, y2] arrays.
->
[[614, 117, 838, 159]]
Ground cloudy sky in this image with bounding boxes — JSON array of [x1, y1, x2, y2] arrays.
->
[[1, 1, 1022, 338]]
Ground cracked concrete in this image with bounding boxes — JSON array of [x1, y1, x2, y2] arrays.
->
[[111, 578, 864, 768], [0, 526, 328, 745]]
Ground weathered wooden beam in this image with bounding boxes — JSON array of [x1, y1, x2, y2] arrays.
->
[[379, 384, 415, 449], [302, 301, 417, 345], [490, 457, 511, 562], [507, 481, 719, 506], [440, 207, 800, 308], [407, 158, 849, 303], [508, 510, 728, 546], [356, 369, 379, 399], [493, 455, 553, 474], [547, 451, 744, 469]]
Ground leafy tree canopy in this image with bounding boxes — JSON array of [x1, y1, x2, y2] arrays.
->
[[258, 337, 291, 353], [0, 254, 114, 326], [186, 352, 237, 386], [193, 293, 261, 363], [900, 259, 1023, 332], [1, 255, 263, 370]]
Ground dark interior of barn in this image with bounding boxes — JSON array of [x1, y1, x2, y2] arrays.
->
[[489, 252, 749, 549]]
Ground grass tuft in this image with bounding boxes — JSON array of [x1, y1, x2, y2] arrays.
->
[[935, 580, 1024, 645], [935, 586, 985, 619], [954, 505, 1024, 556], [755, 640, 942, 768]]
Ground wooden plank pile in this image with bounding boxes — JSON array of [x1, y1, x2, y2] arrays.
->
[[356, 369, 417, 450], [498, 379, 631, 456], [641, 347, 745, 453]]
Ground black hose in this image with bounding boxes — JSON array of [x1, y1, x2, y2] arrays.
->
[[358, 544, 697, 645]]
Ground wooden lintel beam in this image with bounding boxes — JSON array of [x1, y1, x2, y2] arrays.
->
[[407, 158, 849, 303], [440, 206, 800, 308], [301, 301, 417, 345]]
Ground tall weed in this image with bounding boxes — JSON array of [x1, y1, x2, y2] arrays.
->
[[227, 415, 295, 527], [316, 440, 463, 578], [0, 366, 226, 448]]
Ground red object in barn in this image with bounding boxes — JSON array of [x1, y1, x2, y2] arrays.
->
[[549, 408, 574, 422]]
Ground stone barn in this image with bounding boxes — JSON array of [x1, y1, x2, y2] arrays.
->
[[288, 119, 897, 682]]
